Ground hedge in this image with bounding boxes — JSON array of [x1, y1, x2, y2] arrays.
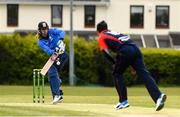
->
[[0, 33, 180, 86]]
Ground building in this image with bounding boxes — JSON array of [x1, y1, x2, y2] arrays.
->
[[0, 0, 180, 48]]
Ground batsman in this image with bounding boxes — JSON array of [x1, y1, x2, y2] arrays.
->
[[37, 21, 69, 104], [96, 20, 166, 111]]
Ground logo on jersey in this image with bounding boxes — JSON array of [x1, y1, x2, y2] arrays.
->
[[49, 36, 53, 41], [105, 31, 130, 42]]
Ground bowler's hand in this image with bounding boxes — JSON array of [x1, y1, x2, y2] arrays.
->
[[112, 64, 115, 70], [130, 67, 136, 76]]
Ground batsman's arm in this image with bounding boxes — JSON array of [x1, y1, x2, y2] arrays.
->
[[102, 49, 115, 64], [38, 40, 54, 56]]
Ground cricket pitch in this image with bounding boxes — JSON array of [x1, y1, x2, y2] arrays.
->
[[0, 102, 179, 117]]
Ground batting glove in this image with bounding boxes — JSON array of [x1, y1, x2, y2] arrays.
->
[[55, 40, 66, 55]]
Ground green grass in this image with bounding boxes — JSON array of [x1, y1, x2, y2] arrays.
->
[[0, 85, 179, 116]]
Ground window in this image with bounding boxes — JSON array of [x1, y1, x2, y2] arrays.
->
[[84, 5, 95, 28], [130, 34, 143, 47], [51, 5, 63, 27], [156, 6, 169, 28], [7, 4, 18, 26], [143, 35, 157, 48], [130, 6, 144, 28], [157, 35, 171, 48]]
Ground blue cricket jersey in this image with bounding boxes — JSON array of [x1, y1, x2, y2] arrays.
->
[[38, 28, 65, 56]]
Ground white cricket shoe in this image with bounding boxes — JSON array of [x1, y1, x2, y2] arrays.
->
[[52, 95, 63, 104], [156, 93, 167, 111], [114, 100, 130, 110]]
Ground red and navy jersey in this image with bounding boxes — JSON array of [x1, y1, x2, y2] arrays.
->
[[97, 30, 133, 52]]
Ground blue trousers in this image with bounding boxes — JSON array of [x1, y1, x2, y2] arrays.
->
[[48, 52, 69, 97], [113, 44, 161, 103]]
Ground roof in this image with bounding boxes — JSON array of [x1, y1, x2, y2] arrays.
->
[[0, 0, 110, 6]]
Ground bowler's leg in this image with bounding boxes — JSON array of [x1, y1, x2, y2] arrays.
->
[[113, 55, 130, 109], [132, 53, 161, 103], [132, 47, 166, 111]]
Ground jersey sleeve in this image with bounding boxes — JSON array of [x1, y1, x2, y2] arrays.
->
[[38, 39, 54, 56], [97, 35, 108, 51], [52, 28, 65, 40]]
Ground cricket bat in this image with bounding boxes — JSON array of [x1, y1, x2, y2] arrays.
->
[[40, 54, 58, 76]]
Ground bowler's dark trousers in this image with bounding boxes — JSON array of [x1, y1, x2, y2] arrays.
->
[[113, 44, 161, 103]]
